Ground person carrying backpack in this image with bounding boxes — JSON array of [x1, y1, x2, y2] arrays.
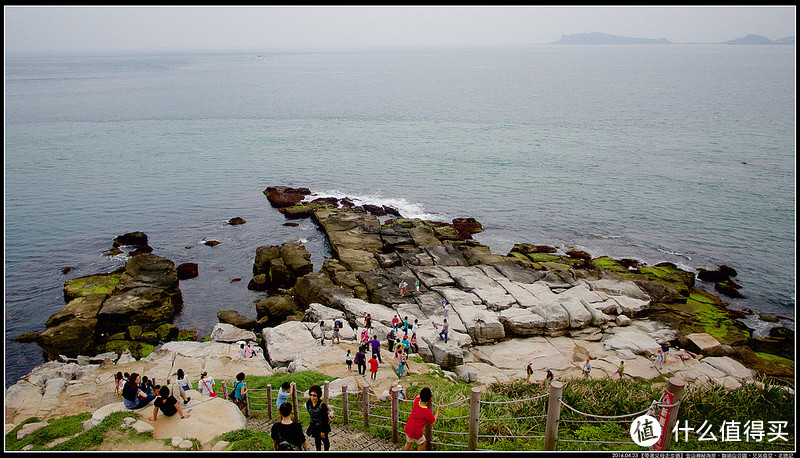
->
[[271, 401, 308, 451]]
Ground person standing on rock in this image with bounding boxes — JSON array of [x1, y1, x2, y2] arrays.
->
[[355, 347, 367, 376], [305, 385, 331, 451], [583, 359, 592, 378], [401, 334, 410, 354], [369, 335, 383, 363], [403, 387, 441, 451], [272, 401, 308, 451], [319, 321, 326, 346], [439, 319, 449, 343], [651, 349, 664, 370], [368, 353, 380, 380], [398, 348, 407, 377], [392, 314, 400, 332], [198, 371, 217, 397], [387, 329, 397, 355], [332, 319, 342, 345], [365, 313, 373, 332], [411, 319, 419, 337], [616, 361, 625, 380], [441, 299, 450, 318], [660, 342, 671, 363], [526, 361, 534, 383], [545, 368, 554, 382], [122, 373, 156, 410], [394, 339, 405, 359], [415, 279, 420, 294], [346, 350, 353, 372], [149, 385, 191, 421]]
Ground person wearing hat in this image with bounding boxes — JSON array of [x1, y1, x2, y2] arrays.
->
[[526, 360, 534, 382], [198, 371, 217, 397]]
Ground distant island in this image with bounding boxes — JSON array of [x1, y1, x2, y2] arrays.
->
[[552, 31, 795, 45], [552, 32, 670, 45]]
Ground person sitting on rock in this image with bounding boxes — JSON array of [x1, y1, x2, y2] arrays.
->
[[149, 385, 191, 421], [410, 333, 418, 354], [122, 372, 156, 410], [139, 375, 157, 395], [115, 371, 126, 395]]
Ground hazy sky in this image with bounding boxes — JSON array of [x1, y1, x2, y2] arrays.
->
[[4, 5, 796, 52]]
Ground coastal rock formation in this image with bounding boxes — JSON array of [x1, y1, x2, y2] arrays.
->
[[29, 249, 183, 361], [249, 242, 313, 291], [264, 187, 787, 381]]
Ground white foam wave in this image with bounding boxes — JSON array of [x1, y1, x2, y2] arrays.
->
[[656, 247, 692, 262], [308, 189, 448, 221]]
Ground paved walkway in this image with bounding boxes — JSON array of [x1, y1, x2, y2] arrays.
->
[[246, 416, 403, 451]]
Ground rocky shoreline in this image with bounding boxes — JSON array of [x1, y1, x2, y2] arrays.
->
[[7, 185, 794, 437]]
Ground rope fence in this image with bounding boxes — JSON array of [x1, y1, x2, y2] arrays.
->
[[239, 377, 691, 451]]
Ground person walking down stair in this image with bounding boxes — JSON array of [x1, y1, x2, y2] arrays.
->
[[305, 385, 332, 451]]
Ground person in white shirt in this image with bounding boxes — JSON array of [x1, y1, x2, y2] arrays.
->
[[198, 371, 217, 397]]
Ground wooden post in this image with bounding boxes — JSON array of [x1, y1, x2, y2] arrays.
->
[[342, 385, 349, 425], [391, 386, 399, 443], [654, 377, 685, 451], [543, 381, 563, 451], [221, 381, 228, 400], [362, 386, 370, 428], [424, 423, 433, 451], [468, 387, 481, 450], [292, 384, 300, 424], [266, 384, 273, 420]]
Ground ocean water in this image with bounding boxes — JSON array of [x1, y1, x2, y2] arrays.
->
[[4, 45, 795, 387]]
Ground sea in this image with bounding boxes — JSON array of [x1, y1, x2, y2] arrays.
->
[[4, 44, 795, 387]]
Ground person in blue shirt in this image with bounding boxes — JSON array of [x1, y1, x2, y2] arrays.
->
[[277, 381, 294, 409]]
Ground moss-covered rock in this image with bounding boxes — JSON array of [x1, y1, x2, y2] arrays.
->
[[177, 330, 198, 341], [63, 273, 122, 302], [139, 331, 159, 344], [127, 325, 143, 340], [155, 323, 179, 341], [590, 256, 629, 273], [103, 340, 154, 359]]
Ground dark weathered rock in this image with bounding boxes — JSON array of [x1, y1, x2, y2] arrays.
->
[[113, 231, 148, 248], [291, 271, 353, 307], [204, 240, 221, 247], [263, 186, 311, 208], [130, 245, 154, 256], [279, 242, 313, 278], [228, 217, 246, 225], [451, 217, 483, 240], [253, 246, 281, 275], [255, 294, 298, 327], [217, 310, 260, 331], [177, 262, 199, 280], [247, 274, 269, 291]]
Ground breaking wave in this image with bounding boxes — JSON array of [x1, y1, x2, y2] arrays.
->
[[308, 189, 449, 222]]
